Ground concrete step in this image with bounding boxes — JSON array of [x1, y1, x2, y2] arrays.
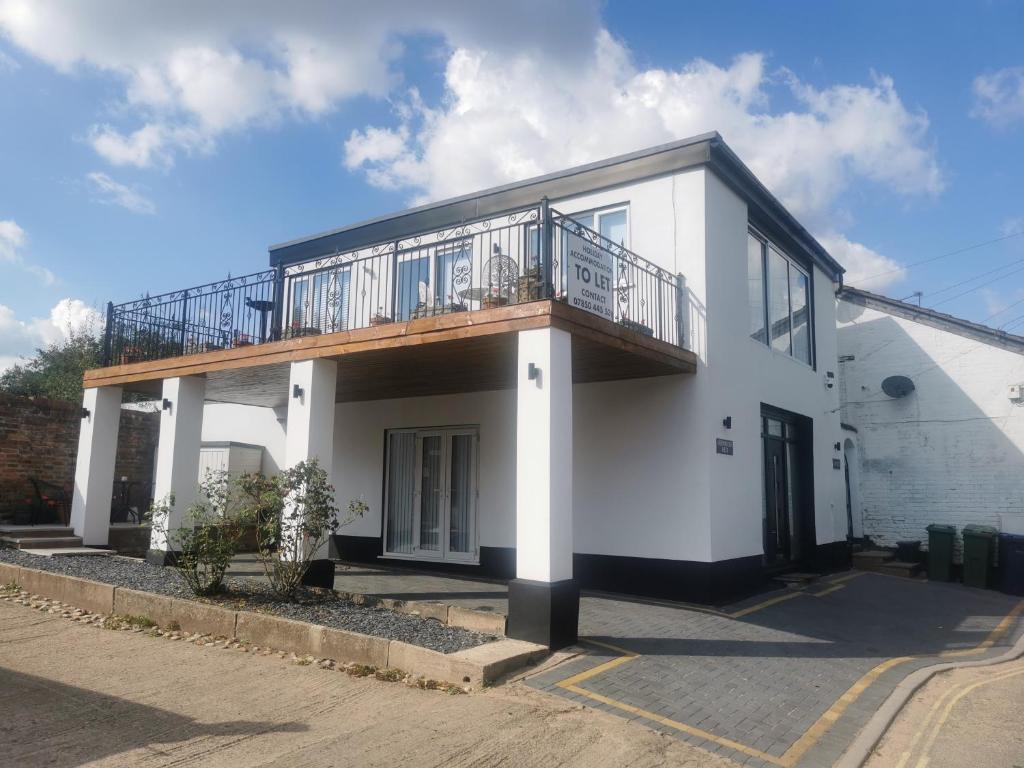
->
[[20, 547, 114, 557], [0, 526, 75, 539], [853, 550, 895, 570], [877, 560, 924, 579], [0, 535, 84, 550], [773, 572, 821, 586]]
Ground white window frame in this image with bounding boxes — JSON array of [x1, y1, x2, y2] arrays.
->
[[382, 425, 480, 564], [568, 204, 630, 248], [748, 227, 815, 369]]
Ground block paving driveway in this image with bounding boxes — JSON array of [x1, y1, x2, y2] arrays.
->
[[527, 572, 1024, 768]]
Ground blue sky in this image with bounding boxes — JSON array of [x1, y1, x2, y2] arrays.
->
[[0, 0, 1022, 368]]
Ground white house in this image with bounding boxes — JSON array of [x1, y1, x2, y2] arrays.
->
[[70, 132, 850, 648], [837, 287, 1024, 550]]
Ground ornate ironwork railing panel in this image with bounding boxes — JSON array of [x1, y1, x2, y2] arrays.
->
[[281, 207, 544, 339], [551, 210, 681, 346], [101, 202, 685, 366], [106, 270, 277, 366]]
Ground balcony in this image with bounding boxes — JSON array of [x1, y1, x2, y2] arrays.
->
[[92, 202, 695, 403]]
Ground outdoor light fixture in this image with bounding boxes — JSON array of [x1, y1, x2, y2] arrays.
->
[[825, 371, 836, 389], [834, 442, 842, 451], [161, 398, 172, 411], [81, 407, 90, 419], [528, 363, 539, 381], [722, 416, 732, 429], [292, 384, 304, 399]]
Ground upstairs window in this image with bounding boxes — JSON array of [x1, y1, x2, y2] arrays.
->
[[748, 230, 813, 366], [572, 206, 629, 247]]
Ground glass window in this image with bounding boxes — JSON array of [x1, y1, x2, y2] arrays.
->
[[572, 212, 595, 230], [599, 209, 627, 246], [748, 228, 814, 366], [397, 256, 429, 320], [768, 246, 791, 354], [790, 267, 811, 364], [748, 234, 766, 343]]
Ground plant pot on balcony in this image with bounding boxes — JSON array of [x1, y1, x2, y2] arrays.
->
[[482, 295, 509, 309], [370, 313, 394, 326]]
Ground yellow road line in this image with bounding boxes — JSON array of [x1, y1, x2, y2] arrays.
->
[[781, 656, 915, 767], [939, 599, 1024, 658], [912, 664, 1024, 768], [561, 683, 787, 766]]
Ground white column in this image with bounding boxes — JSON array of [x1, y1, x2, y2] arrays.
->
[[282, 359, 337, 558], [70, 386, 122, 546], [149, 376, 206, 553], [515, 326, 573, 583]]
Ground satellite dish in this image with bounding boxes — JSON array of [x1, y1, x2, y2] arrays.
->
[[881, 375, 915, 398]]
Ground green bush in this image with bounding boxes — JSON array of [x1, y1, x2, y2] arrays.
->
[[149, 471, 247, 596], [236, 459, 365, 600]]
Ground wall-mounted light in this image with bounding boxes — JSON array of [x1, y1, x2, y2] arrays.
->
[[292, 384, 304, 400], [722, 416, 732, 429], [81, 407, 91, 419], [528, 363, 539, 381], [834, 442, 841, 451], [825, 371, 836, 390], [161, 398, 172, 412]]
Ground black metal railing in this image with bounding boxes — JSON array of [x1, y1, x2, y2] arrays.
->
[[103, 201, 685, 366]]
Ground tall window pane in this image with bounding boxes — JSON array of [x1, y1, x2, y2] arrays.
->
[[790, 268, 811, 364], [768, 246, 791, 354], [599, 209, 627, 246], [748, 234, 766, 343]]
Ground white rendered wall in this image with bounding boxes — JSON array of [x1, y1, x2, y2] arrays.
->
[[515, 327, 573, 582], [151, 377, 206, 551], [70, 386, 123, 546], [837, 298, 1024, 549]]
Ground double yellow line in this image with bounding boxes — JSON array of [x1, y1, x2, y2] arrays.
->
[[893, 661, 1024, 768]]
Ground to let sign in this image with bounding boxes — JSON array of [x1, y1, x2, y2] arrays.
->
[[566, 231, 614, 320]]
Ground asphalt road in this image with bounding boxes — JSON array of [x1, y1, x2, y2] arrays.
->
[[866, 657, 1024, 768], [0, 600, 731, 768]]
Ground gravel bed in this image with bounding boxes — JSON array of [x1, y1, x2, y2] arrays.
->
[[0, 549, 493, 654]]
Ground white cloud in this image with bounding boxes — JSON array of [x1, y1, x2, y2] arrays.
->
[[0, 298, 103, 372], [0, 219, 55, 285], [0, 2, 943, 283], [0, 0, 599, 168], [971, 66, 1024, 128], [345, 39, 942, 223], [0, 48, 17, 71], [816, 232, 906, 290], [86, 171, 156, 214]]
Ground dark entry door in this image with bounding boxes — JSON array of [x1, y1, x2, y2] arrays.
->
[[762, 408, 813, 566], [763, 432, 790, 563]]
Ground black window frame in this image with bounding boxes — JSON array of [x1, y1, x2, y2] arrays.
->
[[748, 226, 816, 369]]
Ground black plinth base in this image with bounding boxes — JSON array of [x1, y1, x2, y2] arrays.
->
[[145, 549, 179, 567], [506, 577, 580, 649], [301, 559, 336, 589]]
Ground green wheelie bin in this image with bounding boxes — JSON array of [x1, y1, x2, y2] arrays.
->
[[962, 525, 998, 588], [926, 524, 956, 582]]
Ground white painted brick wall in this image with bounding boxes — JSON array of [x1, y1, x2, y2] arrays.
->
[[837, 298, 1024, 558]]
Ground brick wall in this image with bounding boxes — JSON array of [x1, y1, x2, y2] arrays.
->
[[0, 393, 159, 523], [837, 298, 1024, 557]]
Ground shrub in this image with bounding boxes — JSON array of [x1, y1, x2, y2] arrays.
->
[[236, 459, 365, 600], [149, 471, 247, 596]]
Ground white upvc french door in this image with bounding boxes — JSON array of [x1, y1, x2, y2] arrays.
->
[[384, 427, 479, 563]]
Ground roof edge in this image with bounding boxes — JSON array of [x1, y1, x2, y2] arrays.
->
[[839, 286, 1024, 355]]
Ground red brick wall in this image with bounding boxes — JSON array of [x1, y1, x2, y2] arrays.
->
[[0, 393, 159, 523]]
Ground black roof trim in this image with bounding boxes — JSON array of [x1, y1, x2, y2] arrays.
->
[[840, 286, 1024, 356], [268, 132, 844, 280]]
